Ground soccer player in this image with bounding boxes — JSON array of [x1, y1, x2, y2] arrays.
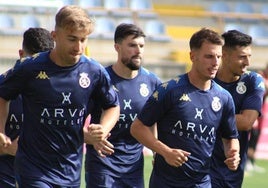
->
[[210, 30, 265, 188], [0, 5, 119, 188], [84, 23, 161, 188], [130, 28, 240, 188], [0, 27, 54, 188], [245, 64, 268, 173]]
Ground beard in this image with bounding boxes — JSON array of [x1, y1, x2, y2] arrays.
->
[[122, 56, 141, 70]]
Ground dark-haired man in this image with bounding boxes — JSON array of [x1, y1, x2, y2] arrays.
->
[[0, 27, 54, 188], [85, 23, 161, 188], [210, 30, 265, 188]]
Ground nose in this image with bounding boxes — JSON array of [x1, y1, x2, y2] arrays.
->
[[213, 56, 221, 66], [74, 41, 83, 52]]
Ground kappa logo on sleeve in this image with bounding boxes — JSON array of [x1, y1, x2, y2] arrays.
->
[[36, 71, 49, 79], [179, 93, 191, 102]]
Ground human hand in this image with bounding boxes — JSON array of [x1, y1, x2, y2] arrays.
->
[[163, 148, 191, 168], [224, 149, 240, 171], [83, 114, 107, 144], [0, 136, 18, 156], [0, 133, 11, 147], [93, 138, 114, 157]]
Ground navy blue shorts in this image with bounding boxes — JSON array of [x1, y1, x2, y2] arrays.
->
[[211, 176, 243, 188], [149, 170, 211, 188], [15, 174, 80, 188], [85, 171, 144, 188]]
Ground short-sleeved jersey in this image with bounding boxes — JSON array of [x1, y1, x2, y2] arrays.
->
[[211, 71, 265, 183], [137, 73, 238, 186], [85, 65, 161, 178], [0, 51, 118, 186], [0, 94, 23, 188]]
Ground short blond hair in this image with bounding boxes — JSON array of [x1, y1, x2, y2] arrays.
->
[[55, 5, 94, 34]]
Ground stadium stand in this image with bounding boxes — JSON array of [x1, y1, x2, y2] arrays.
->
[[21, 15, 40, 29], [248, 24, 268, 46], [130, 0, 157, 19], [103, 0, 131, 18], [233, 2, 258, 23], [223, 23, 247, 33], [79, 0, 107, 17], [209, 1, 230, 13], [144, 19, 171, 42], [90, 17, 116, 40], [0, 14, 22, 35], [2, 0, 268, 76]]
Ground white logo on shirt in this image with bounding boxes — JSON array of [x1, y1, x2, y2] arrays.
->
[[236, 82, 246, 94], [211, 97, 221, 112], [140, 83, 149, 97], [79, 72, 90, 88]]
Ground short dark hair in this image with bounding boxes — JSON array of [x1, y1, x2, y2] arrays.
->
[[22, 27, 54, 55], [222, 30, 252, 49], [114, 23, 146, 44], [190, 28, 224, 50]]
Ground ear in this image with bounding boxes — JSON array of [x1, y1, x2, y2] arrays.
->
[[19, 49, 24, 58], [190, 51, 195, 62], [51, 31, 56, 41], [114, 43, 120, 52]]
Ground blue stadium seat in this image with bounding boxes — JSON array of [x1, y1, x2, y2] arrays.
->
[[234, 2, 256, 23], [104, 0, 128, 9], [21, 15, 40, 29], [223, 23, 246, 33], [248, 24, 268, 46], [234, 2, 254, 14], [79, 0, 107, 17], [130, 0, 157, 19], [62, 0, 74, 5], [130, 0, 153, 10], [0, 14, 21, 35], [144, 20, 171, 42], [0, 14, 14, 28], [103, 0, 132, 17], [91, 17, 116, 40], [209, 1, 230, 13], [208, 2, 234, 22], [261, 4, 268, 15], [79, 0, 102, 7]]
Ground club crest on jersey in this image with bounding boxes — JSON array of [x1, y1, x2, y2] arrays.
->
[[79, 72, 90, 88], [140, 83, 149, 97], [236, 82, 246, 94], [211, 97, 221, 112]]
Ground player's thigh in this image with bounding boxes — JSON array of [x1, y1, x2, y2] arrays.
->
[[16, 175, 80, 188], [16, 176, 51, 188], [120, 176, 144, 188], [85, 171, 114, 188]]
